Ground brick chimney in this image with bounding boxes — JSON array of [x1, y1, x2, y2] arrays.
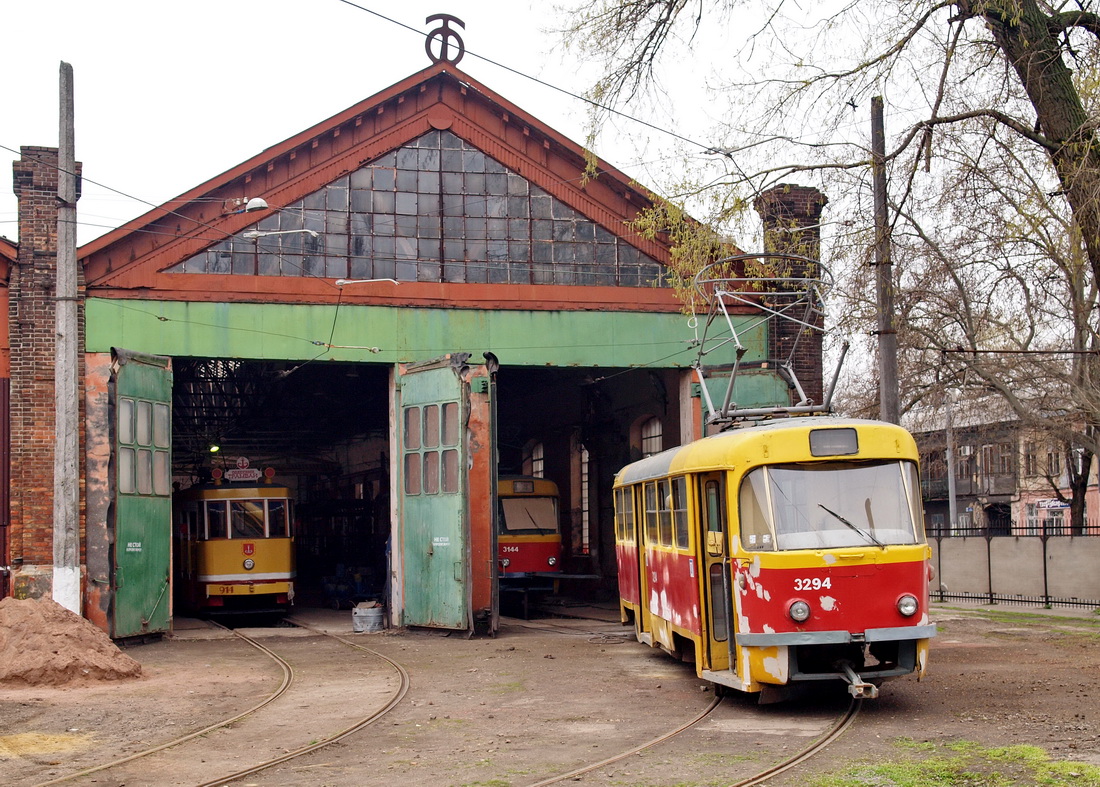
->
[[9, 146, 84, 599], [752, 184, 828, 405]]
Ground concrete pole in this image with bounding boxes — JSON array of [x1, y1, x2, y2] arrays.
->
[[872, 97, 899, 424], [54, 62, 80, 613], [946, 394, 958, 535]]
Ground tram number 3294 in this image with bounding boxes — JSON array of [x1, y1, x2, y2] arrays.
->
[[793, 577, 832, 591]]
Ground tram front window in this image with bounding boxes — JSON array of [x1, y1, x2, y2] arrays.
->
[[739, 461, 922, 551], [231, 500, 267, 539], [500, 497, 559, 535]]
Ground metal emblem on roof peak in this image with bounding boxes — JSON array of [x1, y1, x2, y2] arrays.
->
[[426, 14, 465, 65]]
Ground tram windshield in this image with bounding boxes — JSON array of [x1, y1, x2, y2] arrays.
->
[[739, 460, 923, 551], [500, 496, 559, 535]]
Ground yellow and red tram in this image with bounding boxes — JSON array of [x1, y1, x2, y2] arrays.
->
[[174, 479, 296, 615], [614, 416, 933, 701], [497, 475, 562, 580]]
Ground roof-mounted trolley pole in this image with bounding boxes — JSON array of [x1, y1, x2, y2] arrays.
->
[[690, 252, 844, 428]]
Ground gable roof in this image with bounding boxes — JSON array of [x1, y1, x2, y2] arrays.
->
[[80, 62, 680, 313]]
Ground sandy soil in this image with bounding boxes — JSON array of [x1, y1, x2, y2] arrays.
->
[[1, 604, 1097, 786]]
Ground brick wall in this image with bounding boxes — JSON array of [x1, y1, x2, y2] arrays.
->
[[752, 184, 827, 405], [9, 146, 85, 595]]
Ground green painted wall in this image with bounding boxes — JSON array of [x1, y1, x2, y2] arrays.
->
[[86, 299, 766, 369]]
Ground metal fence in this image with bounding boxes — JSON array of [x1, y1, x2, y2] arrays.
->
[[929, 531, 1100, 609]]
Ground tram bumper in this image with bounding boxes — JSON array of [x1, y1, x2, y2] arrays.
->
[[736, 624, 935, 693]]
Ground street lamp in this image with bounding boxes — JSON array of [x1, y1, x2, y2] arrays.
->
[[335, 278, 400, 286], [242, 229, 319, 241]]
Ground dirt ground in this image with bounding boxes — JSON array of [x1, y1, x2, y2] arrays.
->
[[1, 602, 1098, 787]]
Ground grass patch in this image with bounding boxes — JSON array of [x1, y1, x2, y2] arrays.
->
[[806, 738, 1100, 787], [935, 606, 1100, 630], [691, 751, 757, 767]]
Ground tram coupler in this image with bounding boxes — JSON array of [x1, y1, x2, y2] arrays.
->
[[837, 661, 879, 699]]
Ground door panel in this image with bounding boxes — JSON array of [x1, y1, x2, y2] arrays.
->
[[110, 349, 172, 638], [399, 356, 469, 629]]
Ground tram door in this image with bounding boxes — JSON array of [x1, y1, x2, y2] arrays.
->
[[108, 349, 172, 638], [699, 472, 734, 675]]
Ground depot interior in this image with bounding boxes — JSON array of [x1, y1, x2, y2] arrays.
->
[[171, 357, 674, 610]]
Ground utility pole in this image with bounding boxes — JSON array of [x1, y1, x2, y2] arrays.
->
[[872, 96, 899, 424], [54, 61, 80, 613], [946, 393, 958, 534]]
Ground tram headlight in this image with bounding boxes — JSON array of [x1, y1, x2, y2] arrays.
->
[[500, 558, 510, 568], [243, 559, 255, 570], [547, 557, 557, 567], [897, 594, 919, 617], [788, 599, 811, 623]]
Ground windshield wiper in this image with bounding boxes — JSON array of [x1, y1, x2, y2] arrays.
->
[[818, 504, 884, 548]]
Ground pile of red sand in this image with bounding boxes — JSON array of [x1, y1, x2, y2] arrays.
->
[[0, 597, 142, 686]]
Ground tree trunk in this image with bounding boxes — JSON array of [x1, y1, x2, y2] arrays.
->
[[976, 0, 1100, 287]]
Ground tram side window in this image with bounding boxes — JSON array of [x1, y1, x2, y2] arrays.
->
[[615, 487, 635, 543], [657, 479, 673, 546], [738, 469, 775, 551], [231, 501, 266, 539], [671, 476, 689, 549], [207, 501, 228, 539], [644, 482, 660, 544], [269, 500, 290, 537]]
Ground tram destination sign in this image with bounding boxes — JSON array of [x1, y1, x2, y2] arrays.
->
[[224, 456, 262, 483]]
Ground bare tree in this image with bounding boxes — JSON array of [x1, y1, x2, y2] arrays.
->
[[563, 0, 1100, 529]]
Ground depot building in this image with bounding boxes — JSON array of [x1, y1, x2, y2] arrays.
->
[[1, 57, 826, 637]]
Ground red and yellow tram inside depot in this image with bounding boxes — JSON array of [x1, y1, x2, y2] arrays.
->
[[173, 480, 296, 615], [497, 475, 562, 579], [614, 417, 934, 701]]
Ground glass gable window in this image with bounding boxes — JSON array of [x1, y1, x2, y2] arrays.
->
[[168, 130, 666, 287]]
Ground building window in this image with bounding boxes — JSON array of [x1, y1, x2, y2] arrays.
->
[[1024, 442, 1038, 477], [522, 441, 545, 478], [579, 444, 590, 555], [1043, 508, 1066, 535], [1047, 448, 1062, 478], [640, 417, 663, 458], [1025, 503, 1039, 535], [956, 445, 974, 480]]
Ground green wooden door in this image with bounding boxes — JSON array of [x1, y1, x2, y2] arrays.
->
[[110, 349, 172, 638], [398, 356, 468, 629]]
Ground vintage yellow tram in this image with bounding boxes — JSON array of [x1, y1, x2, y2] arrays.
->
[[173, 476, 296, 615], [614, 416, 934, 701]]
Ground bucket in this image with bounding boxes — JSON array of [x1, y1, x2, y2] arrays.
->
[[352, 603, 384, 633]]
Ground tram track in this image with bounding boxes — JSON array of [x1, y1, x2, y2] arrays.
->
[[25, 615, 856, 787], [521, 691, 860, 787], [30, 620, 410, 787], [509, 615, 862, 787], [193, 618, 410, 787]]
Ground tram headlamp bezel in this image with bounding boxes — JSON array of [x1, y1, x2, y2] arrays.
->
[[788, 599, 812, 623], [243, 558, 255, 570], [500, 558, 510, 568], [897, 594, 919, 617], [547, 556, 557, 567]]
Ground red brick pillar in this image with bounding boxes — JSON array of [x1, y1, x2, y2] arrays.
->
[[9, 146, 84, 599], [753, 184, 828, 406]]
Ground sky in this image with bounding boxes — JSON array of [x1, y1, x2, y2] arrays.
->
[[1, 0, 719, 247]]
